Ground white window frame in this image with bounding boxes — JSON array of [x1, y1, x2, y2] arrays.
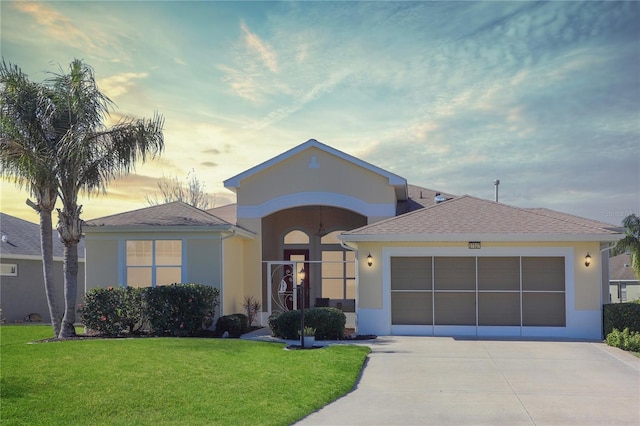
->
[[122, 239, 184, 287]]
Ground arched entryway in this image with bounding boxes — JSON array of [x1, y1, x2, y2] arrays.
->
[[262, 205, 366, 317]]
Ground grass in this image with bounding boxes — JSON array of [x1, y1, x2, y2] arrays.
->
[[1, 326, 370, 425]]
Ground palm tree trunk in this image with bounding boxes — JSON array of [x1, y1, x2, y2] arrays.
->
[[59, 240, 79, 338], [57, 206, 82, 339], [37, 207, 61, 336], [27, 190, 61, 337]]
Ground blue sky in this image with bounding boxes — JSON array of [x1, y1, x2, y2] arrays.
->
[[1, 1, 638, 225]]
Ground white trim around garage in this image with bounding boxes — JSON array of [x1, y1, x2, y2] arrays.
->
[[357, 246, 602, 340]]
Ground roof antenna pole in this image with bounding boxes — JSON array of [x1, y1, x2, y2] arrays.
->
[[493, 179, 500, 202]]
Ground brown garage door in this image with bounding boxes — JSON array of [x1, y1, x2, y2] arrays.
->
[[391, 256, 565, 329]]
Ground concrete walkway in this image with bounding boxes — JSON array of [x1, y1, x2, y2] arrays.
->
[[293, 336, 640, 426]]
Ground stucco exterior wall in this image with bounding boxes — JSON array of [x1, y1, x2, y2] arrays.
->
[[85, 238, 119, 291], [84, 231, 223, 291], [355, 241, 602, 310], [186, 237, 222, 288], [236, 147, 397, 208], [236, 218, 263, 318], [222, 236, 245, 315], [0, 257, 84, 324], [352, 240, 605, 339]]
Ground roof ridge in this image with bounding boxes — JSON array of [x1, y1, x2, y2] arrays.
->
[[459, 195, 618, 233], [526, 207, 619, 231]]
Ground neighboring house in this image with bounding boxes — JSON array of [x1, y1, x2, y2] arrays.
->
[[609, 253, 640, 303], [0, 212, 85, 323], [83, 139, 622, 339]]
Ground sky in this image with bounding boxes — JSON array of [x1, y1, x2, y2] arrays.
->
[[1, 0, 639, 226]]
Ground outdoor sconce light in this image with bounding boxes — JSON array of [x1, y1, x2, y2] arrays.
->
[[585, 254, 592, 267], [367, 253, 373, 267]]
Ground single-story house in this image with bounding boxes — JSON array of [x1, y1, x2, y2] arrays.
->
[[0, 212, 85, 323], [609, 253, 640, 303], [84, 139, 622, 339]]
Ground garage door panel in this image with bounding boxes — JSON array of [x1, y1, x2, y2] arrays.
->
[[434, 292, 475, 325], [523, 292, 566, 326], [392, 292, 432, 325], [391, 257, 432, 290], [434, 257, 475, 290], [522, 257, 565, 291], [390, 255, 568, 334], [478, 292, 520, 326], [478, 257, 520, 291]]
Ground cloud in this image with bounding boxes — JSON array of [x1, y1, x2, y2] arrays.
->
[[97, 72, 149, 99], [11, 1, 96, 50], [218, 21, 283, 102], [240, 21, 278, 73]]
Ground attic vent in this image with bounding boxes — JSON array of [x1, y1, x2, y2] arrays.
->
[[308, 155, 320, 169], [434, 193, 447, 203]]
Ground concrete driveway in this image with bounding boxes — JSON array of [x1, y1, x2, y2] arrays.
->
[[296, 337, 640, 425]]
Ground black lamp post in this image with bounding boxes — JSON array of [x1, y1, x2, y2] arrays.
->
[[298, 267, 306, 348]]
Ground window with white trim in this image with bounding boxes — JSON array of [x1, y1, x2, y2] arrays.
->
[[126, 240, 182, 287]]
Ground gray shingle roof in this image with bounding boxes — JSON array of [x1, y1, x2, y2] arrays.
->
[[341, 195, 622, 241], [0, 212, 84, 258], [86, 201, 231, 228], [206, 203, 237, 225], [609, 253, 639, 281], [397, 184, 455, 215]]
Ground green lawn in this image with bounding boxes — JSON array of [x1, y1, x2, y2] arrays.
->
[[1, 326, 370, 425]]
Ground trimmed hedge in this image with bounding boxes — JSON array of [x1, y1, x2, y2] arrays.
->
[[81, 284, 219, 337], [214, 313, 249, 338], [603, 302, 640, 336], [269, 307, 346, 340]]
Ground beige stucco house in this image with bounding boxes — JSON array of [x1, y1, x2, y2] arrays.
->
[[83, 139, 622, 339]]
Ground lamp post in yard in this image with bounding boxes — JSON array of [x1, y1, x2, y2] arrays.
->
[[298, 267, 306, 348]]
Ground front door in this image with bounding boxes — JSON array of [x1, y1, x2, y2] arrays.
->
[[284, 249, 310, 309]]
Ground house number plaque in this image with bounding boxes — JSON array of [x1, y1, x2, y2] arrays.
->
[[468, 241, 481, 249]]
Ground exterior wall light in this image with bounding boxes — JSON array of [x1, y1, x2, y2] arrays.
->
[[367, 253, 373, 267], [585, 254, 592, 267]]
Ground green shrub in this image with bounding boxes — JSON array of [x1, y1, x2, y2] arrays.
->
[[81, 286, 145, 336], [603, 303, 640, 336], [145, 284, 219, 337], [82, 283, 219, 337], [215, 313, 249, 337], [606, 328, 640, 352], [269, 307, 346, 340]]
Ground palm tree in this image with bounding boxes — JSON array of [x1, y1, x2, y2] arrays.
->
[[614, 214, 640, 280], [49, 60, 164, 338], [0, 61, 62, 336]]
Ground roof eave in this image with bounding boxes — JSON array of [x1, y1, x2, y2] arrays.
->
[[340, 233, 624, 243], [84, 224, 256, 239]]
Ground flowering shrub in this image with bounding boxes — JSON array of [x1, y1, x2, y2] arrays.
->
[[80, 284, 219, 337], [81, 286, 144, 336], [144, 284, 219, 337]]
